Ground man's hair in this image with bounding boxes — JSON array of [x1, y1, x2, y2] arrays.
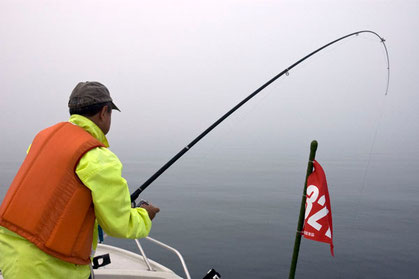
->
[[69, 102, 112, 116]]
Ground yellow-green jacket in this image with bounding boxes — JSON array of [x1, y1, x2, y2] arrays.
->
[[0, 114, 152, 278]]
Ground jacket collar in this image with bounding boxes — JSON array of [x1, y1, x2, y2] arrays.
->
[[69, 114, 109, 147]]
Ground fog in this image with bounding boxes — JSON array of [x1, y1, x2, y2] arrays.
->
[[1, 0, 417, 158], [1, 0, 419, 277]]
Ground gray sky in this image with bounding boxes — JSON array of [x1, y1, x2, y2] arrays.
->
[[0, 0, 418, 179]]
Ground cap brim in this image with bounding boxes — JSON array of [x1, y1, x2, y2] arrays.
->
[[111, 101, 121, 112]]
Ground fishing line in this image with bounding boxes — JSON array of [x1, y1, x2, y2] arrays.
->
[[329, 92, 388, 278], [359, 99, 387, 195], [131, 30, 390, 204], [337, 33, 391, 230]]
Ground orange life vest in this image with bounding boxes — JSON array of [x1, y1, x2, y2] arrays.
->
[[0, 122, 105, 265]]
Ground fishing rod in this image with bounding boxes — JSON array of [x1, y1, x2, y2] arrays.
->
[[131, 30, 390, 204]]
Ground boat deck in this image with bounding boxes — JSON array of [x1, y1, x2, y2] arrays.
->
[[93, 243, 182, 279]]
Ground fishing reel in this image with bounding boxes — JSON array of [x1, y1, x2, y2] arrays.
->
[[131, 199, 149, 208]]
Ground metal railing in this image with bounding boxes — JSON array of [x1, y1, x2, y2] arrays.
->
[[135, 237, 192, 279]]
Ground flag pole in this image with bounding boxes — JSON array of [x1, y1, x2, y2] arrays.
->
[[289, 140, 318, 279]]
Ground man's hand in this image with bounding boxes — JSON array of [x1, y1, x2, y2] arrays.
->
[[140, 203, 160, 220]]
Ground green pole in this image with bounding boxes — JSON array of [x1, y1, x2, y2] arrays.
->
[[288, 140, 318, 279]]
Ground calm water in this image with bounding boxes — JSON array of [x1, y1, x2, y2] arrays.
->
[[1, 146, 418, 278]]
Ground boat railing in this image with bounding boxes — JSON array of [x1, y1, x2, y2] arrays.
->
[[135, 236, 192, 279]]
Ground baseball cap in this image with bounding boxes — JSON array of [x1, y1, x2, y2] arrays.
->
[[68, 81, 120, 111]]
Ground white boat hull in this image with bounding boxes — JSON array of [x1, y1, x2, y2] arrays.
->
[[94, 243, 182, 279]]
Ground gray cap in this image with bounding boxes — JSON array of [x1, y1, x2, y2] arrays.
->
[[68, 81, 120, 111]]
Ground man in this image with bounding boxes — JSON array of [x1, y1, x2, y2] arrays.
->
[[0, 81, 160, 278]]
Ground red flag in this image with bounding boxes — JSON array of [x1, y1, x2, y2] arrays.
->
[[303, 160, 334, 256]]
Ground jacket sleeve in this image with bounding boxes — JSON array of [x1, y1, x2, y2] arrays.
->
[[75, 147, 152, 239]]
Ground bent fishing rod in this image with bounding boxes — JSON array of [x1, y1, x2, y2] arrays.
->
[[131, 30, 390, 204]]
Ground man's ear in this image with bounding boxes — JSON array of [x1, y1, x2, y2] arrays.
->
[[99, 105, 108, 120]]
